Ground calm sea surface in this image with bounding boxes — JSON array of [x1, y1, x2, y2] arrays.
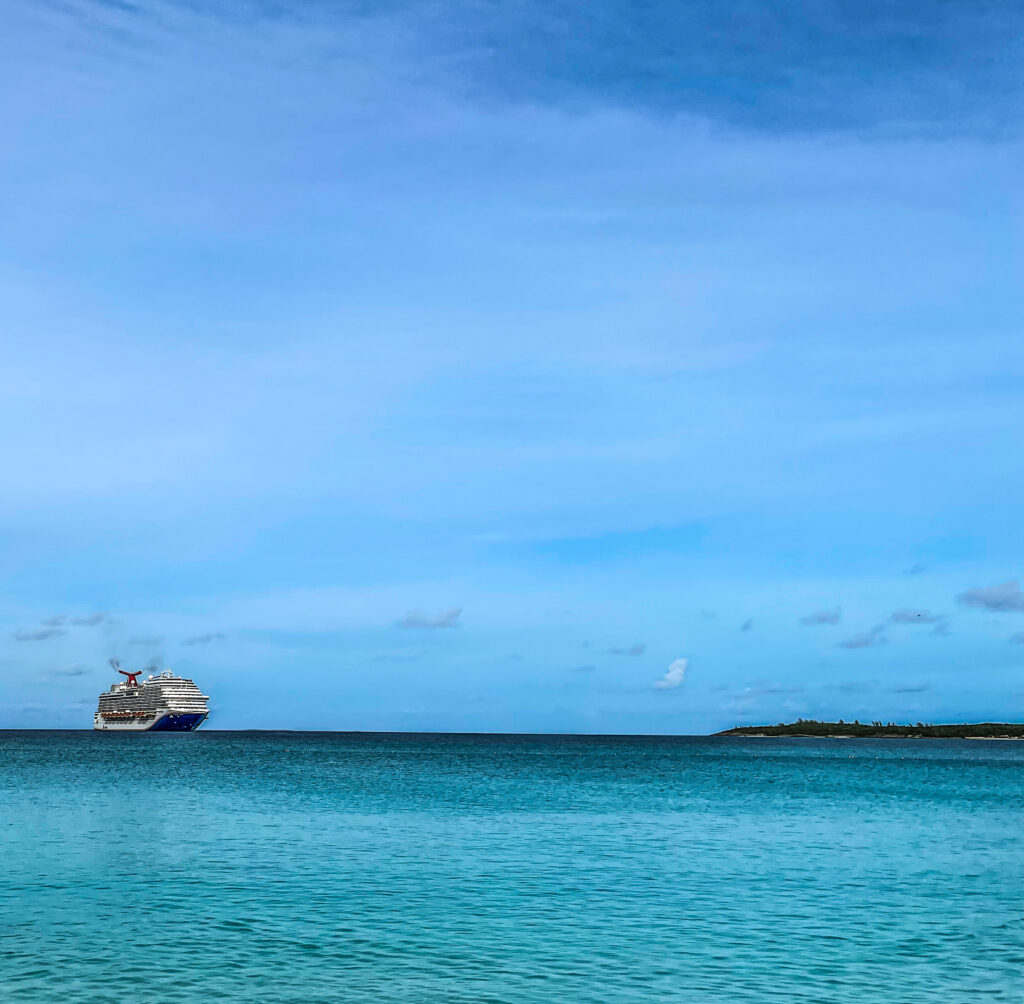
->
[[1, 731, 1021, 1002]]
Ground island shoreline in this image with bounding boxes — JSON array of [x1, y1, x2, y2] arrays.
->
[[725, 733, 1024, 740], [716, 721, 1024, 740]]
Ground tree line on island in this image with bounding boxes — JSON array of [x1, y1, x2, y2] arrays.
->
[[716, 719, 1024, 738]]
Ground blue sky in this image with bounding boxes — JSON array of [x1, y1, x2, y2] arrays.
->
[[1, 0, 1022, 731]]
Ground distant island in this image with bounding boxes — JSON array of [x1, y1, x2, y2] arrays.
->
[[717, 720, 1024, 739]]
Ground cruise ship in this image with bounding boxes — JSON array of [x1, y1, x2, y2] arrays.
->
[[93, 661, 210, 732]]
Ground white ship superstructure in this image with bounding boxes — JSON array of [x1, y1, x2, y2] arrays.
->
[[93, 663, 210, 732]]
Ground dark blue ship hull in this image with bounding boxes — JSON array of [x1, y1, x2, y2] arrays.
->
[[150, 713, 208, 731]]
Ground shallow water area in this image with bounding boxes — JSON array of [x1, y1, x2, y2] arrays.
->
[[1, 731, 1021, 1002]]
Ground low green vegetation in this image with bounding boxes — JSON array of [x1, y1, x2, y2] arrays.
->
[[716, 719, 1024, 739]]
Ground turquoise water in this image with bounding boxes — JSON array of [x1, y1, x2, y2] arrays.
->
[[1, 732, 1021, 1002]]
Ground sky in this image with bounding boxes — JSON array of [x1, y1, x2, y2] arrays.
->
[[1, 0, 1022, 732]]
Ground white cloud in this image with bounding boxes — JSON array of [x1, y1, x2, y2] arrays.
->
[[654, 658, 687, 690]]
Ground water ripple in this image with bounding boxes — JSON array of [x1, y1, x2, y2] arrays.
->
[[1, 731, 1021, 1002]]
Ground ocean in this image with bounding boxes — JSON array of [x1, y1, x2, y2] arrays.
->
[[1, 731, 1020, 1002]]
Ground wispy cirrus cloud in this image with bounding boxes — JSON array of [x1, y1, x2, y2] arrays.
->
[[800, 608, 841, 626], [957, 580, 1024, 613], [397, 608, 462, 629], [11, 0, 1020, 139]]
